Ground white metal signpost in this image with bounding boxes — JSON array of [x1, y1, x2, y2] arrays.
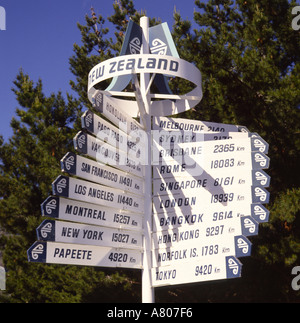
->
[[73, 131, 145, 178], [51, 175, 143, 213], [36, 219, 143, 249], [60, 152, 144, 196], [41, 196, 143, 231], [28, 241, 142, 269], [28, 17, 271, 304]]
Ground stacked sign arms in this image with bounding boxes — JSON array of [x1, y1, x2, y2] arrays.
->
[[27, 18, 271, 302], [27, 95, 146, 270], [151, 117, 270, 287]]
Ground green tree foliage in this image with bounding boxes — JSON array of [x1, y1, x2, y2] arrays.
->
[[0, 0, 299, 302]]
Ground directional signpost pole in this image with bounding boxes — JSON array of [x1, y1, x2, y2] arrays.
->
[[27, 16, 270, 304], [140, 16, 155, 304]]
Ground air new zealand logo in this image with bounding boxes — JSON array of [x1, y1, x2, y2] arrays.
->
[[31, 243, 44, 260], [64, 155, 75, 171], [77, 134, 86, 149], [85, 111, 93, 128], [129, 37, 141, 54], [242, 217, 257, 234], [254, 187, 268, 202], [254, 153, 267, 168], [56, 177, 67, 194], [236, 237, 249, 254], [45, 198, 57, 214], [252, 204, 268, 222], [40, 221, 53, 238], [227, 257, 240, 276], [255, 171, 268, 186], [150, 39, 167, 55]]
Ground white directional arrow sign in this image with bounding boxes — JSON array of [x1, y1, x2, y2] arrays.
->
[[41, 196, 143, 231], [81, 109, 145, 162], [52, 175, 144, 213], [152, 235, 252, 267], [27, 241, 142, 269], [153, 169, 270, 196], [92, 91, 146, 139], [152, 215, 258, 250], [153, 130, 268, 154], [153, 177, 269, 200], [61, 152, 144, 196], [153, 150, 269, 179], [153, 116, 249, 133], [151, 255, 242, 287], [153, 137, 269, 165], [36, 220, 143, 250], [153, 185, 270, 215], [153, 203, 269, 233], [74, 131, 145, 178]]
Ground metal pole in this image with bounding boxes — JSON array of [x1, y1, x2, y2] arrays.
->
[[140, 16, 155, 303]]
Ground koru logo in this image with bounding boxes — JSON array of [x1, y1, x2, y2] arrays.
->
[[129, 37, 141, 54], [252, 204, 267, 222], [40, 222, 53, 238], [45, 198, 57, 214], [64, 154, 75, 171], [150, 39, 167, 55], [255, 171, 268, 186], [31, 243, 44, 260]]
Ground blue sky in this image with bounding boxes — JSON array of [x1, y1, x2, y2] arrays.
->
[[0, 0, 197, 142]]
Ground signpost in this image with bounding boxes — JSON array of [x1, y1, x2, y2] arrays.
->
[[153, 137, 269, 164], [151, 255, 242, 287], [73, 131, 145, 178], [153, 169, 270, 192], [28, 17, 271, 304], [41, 196, 143, 231], [153, 204, 269, 232], [91, 91, 146, 139], [153, 116, 249, 133], [152, 224, 257, 254], [36, 219, 143, 249], [153, 185, 269, 212], [52, 175, 143, 213], [61, 152, 144, 196], [153, 149, 269, 178], [28, 241, 142, 269], [155, 130, 267, 147], [152, 234, 252, 267], [81, 109, 144, 160]]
